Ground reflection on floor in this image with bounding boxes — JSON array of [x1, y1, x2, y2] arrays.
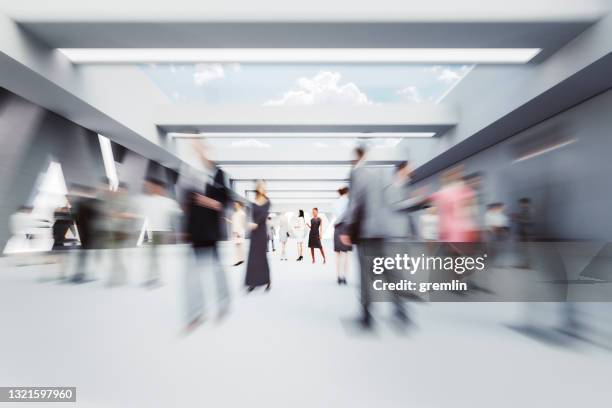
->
[[1, 240, 611, 408]]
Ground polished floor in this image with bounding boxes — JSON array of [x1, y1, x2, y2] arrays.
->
[[1, 241, 611, 408]]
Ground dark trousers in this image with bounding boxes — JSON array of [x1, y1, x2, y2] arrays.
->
[[356, 238, 405, 318], [72, 249, 90, 282]]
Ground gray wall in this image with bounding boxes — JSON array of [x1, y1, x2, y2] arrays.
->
[[415, 87, 612, 241], [0, 87, 106, 247]]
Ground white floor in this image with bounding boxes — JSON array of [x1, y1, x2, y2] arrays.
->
[[1, 240, 612, 408]]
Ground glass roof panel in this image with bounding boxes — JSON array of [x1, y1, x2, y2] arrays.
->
[[141, 63, 472, 105]]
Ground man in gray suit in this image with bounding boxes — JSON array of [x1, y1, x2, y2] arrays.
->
[[340, 146, 409, 328]]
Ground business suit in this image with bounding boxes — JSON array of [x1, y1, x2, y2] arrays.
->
[[184, 167, 231, 324], [342, 162, 406, 324], [186, 168, 230, 247]]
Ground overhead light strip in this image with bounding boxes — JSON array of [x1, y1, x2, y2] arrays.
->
[[168, 132, 436, 138], [513, 138, 576, 163], [58, 48, 541, 64]]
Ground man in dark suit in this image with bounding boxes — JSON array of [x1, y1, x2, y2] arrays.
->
[[183, 141, 231, 330], [186, 168, 230, 247], [69, 185, 102, 283]]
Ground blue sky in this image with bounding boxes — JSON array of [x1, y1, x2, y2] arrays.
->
[[141, 63, 472, 105]]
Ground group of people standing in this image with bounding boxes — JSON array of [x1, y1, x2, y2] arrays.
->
[[232, 206, 329, 265]]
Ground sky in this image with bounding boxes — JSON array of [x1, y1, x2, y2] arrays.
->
[[141, 63, 473, 105]]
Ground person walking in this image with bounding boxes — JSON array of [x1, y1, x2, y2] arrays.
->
[[293, 210, 306, 261], [138, 178, 182, 288], [307, 207, 326, 264], [267, 216, 276, 252], [333, 187, 351, 284], [183, 141, 231, 331], [100, 183, 137, 287], [69, 186, 101, 283], [229, 201, 246, 266], [340, 146, 408, 329], [245, 180, 271, 292], [278, 213, 290, 261]]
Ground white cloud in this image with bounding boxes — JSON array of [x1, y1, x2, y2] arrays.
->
[[397, 85, 422, 103], [437, 68, 461, 83], [229, 139, 271, 148], [428, 65, 472, 84], [264, 71, 372, 106], [193, 63, 225, 85]]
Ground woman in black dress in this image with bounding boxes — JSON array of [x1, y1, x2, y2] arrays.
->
[[307, 207, 326, 264], [245, 180, 271, 292]]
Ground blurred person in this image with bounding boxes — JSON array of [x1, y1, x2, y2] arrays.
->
[[394, 166, 477, 244], [229, 201, 246, 266], [245, 180, 271, 292], [293, 209, 306, 261], [385, 161, 426, 291], [69, 186, 102, 283], [464, 172, 486, 240], [429, 165, 478, 244], [483, 202, 511, 273], [50, 205, 77, 279], [100, 182, 138, 287], [514, 198, 534, 242], [427, 167, 481, 294], [52, 205, 76, 250], [340, 146, 408, 329], [138, 178, 182, 288], [393, 166, 483, 295], [307, 207, 326, 264], [333, 187, 351, 285], [278, 213, 290, 261], [183, 141, 232, 330], [267, 216, 276, 252], [419, 205, 439, 255], [384, 161, 434, 299], [419, 205, 439, 242], [510, 197, 535, 270], [485, 203, 510, 241]]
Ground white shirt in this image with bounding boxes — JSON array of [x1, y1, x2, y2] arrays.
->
[[485, 210, 509, 230], [419, 213, 439, 241], [278, 216, 290, 235], [293, 217, 306, 239], [231, 209, 246, 237]]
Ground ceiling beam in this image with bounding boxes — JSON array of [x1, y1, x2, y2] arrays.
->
[[157, 104, 457, 134]]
